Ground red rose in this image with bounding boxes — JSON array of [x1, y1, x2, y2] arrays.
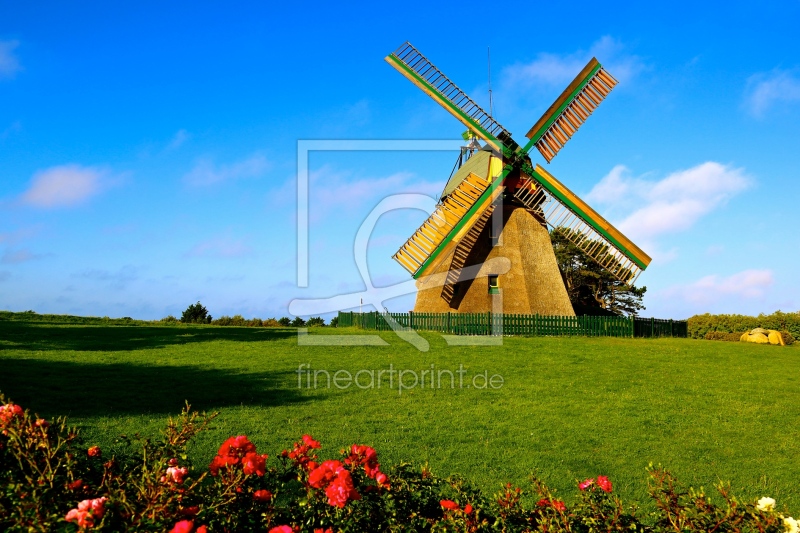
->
[[253, 489, 273, 502], [440, 499, 460, 511], [170, 519, 194, 533], [597, 475, 612, 493], [196, 527, 207, 533], [325, 470, 360, 508], [464, 503, 473, 514], [552, 500, 566, 512], [269, 526, 293, 533], [242, 452, 268, 476], [0, 403, 23, 425], [308, 460, 343, 489], [302, 434, 321, 449], [87, 446, 102, 458], [579, 478, 594, 490], [68, 479, 83, 491]]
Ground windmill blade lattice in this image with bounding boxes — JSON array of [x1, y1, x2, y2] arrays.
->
[[393, 172, 496, 276], [513, 164, 650, 283], [386, 42, 517, 151], [525, 58, 618, 163]]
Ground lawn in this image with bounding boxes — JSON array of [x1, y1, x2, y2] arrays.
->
[[1, 314, 798, 511]]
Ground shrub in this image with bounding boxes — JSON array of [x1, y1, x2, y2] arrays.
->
[[689, 311, 800, 339], [704, 331, 746, 342], [161, 315, 178, 323], [263, 318, 280, 327], [277, 317, 291, 327], [306, 316, 325, 327], [2, 394, 797, 532], [181, 302, 212, 324], [213, 315, 232, 326], [330, 316, 339, 328], [291, 317, 307, 327], [781, 331, 795, 345]]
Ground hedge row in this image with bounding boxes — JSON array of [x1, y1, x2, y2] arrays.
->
[[688, 311, 800, 339]]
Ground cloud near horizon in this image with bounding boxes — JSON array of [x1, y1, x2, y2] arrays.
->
[[587, 162, 751, 242], [183, 153, 270, 186], [0, 40, 21, 79], [20, 164, 112, 208], [661, 269, 774, 306], [744, 68, 800, 117]]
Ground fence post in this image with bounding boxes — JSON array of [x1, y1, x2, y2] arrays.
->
[[651, 317, 655, 338], [446, 312, 451, 334], [409, 310, 414, 331], [670, 319, 674, 337]]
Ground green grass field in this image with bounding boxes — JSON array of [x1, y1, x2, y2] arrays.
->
[[1, 314, 798, 511]]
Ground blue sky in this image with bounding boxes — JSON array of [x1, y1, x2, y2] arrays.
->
[[2, 1, 799, 320]]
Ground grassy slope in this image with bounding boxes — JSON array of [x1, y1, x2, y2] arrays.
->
[[1, 317, 798, 510]]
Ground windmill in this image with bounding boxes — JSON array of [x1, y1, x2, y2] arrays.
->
[[386, 42, 651, 315]]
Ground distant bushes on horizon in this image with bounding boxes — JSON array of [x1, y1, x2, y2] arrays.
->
[[688, 310, 800, 340]]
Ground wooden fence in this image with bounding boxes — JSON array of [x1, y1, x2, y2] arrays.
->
[[337, 312, 687, 338]]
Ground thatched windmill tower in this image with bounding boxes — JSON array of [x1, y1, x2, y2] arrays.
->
[[386, 42, 651, 315]]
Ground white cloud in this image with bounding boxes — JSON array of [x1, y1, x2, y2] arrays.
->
[[662, 269, 774, 305], [0, 40, 21, 79], [183, 153, 269, 186], [744, 68, 800, 117], [167, 129, 190, 150], [587, 162, 751, 241], [20, 164, 111, 208], [185, 236, 254, 258], [501, 36, 645, 89]]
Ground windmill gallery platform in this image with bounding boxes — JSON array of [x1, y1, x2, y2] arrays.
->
[[385, 42, 652, 316]]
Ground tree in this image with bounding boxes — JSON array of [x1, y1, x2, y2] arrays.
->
[[291, 317, 307, 327], [181, 301, 212, 324], [278, 317, 291, 327], [306, 316, 325, 327], [550, 228, 646, 317]]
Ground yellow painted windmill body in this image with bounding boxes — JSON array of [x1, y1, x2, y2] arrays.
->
[[386, 42, 651, 315]]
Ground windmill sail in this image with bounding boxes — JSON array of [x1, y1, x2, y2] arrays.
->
[[512, 164, 650, 283], [393, 172, 501, 277], [385, 42, 517, 152], [525, 58, 618, 163]]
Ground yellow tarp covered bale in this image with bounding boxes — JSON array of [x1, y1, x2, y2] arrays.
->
[[740, 332, 749, 342], [748, 332, 769, 344], [767, 330, 785, 346]]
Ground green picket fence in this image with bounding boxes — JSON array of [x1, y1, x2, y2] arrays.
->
[[337, 311, 688, 338]]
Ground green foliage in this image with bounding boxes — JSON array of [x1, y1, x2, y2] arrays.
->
[[306, 316, 325, 327], [704, 331, 746, 342], [291, 317, 306, 327], [2, 395, 797, 532], [781, 331, 795, 345], [329, 316, 339, 328], [277, 317, 291, 327], [550, 228, 646, 316], [180, 302, 212, 324], [688, 311, 800, 339], [160, 315, 178, 323]]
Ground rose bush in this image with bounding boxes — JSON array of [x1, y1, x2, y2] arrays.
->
[[1, 393, 797, 532]]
